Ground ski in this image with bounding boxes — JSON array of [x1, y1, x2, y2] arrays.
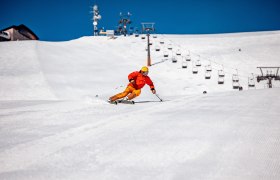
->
[[117, 99, 135, 104], [107, 99, 134, 105], [107, 100, 118, 105]]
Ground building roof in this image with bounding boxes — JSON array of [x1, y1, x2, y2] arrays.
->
[[1, 24, 39, 40]]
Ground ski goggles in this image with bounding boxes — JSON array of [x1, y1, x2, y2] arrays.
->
[[142, 71, 149, 76]]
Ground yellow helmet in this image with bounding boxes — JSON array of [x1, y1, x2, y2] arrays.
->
[[141, 66, 149, 72]]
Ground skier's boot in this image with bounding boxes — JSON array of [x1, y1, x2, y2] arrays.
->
[[109, 95, 119, 102]]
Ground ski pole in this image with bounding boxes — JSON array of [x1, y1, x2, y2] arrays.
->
[[155, 93, 163, 102]]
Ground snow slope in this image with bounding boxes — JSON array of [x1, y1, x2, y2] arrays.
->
[[0, 31, 280, 179]]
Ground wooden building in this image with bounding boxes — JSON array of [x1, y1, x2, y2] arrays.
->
[[0, 24, 39, 41]]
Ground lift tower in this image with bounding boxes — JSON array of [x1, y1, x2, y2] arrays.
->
[[141, 23, 155, 66], [257, 67, 280, 88]]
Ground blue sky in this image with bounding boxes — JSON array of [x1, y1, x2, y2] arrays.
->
[[1, 0, 280, 41]]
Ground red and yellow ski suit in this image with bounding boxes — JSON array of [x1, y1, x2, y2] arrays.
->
[[110, 71, 155, 101]]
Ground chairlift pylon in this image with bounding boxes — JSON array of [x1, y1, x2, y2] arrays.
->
[[256, 67, 280, 88]]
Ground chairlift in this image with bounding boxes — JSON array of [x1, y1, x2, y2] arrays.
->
[[160, 38, 164, 44], [163, 51, 169, 57], [232, 81, 240, 89], [218, 70, 225, 77], [248, 74, 255, 88], [192, 66, 198, 74], [196, 55, 201, 66], [232, 74, 239, 82], [134, 29, 139, 37], [185, 55, 191, 61], [172, 56, 177, 63], [218, 77, 224, 84], [248, 77, 255, 88], [153, 35, 157, 38], [182, 61, 188, 68], [205, 71, 211, 79], [206, 65, 212, 71], [141, 35, 146, 39], [275, 76, 280, 80], [167, 44, 173, 50], [196, 60, 201, 67], [176, 49, 182, 56], [155, 45, 160, 51]]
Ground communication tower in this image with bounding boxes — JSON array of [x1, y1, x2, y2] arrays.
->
[[117, 12, 132, 36], [92, 5, 102, 36]]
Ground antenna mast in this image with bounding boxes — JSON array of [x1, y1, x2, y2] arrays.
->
[[93, 4, 101, 36], [117, 12, 132, 36]]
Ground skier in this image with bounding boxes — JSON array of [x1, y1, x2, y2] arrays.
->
[[109, 66, 156, 103]]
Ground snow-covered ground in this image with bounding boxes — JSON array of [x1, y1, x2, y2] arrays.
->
[[0, 31, 280, 179]]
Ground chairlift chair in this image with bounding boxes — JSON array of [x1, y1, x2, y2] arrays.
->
[[232, 81, 240, 89], [167, 44, 173, 50], [163, 51, 169, 57], [155, 45, 160, 51], [172, 56, 177, 63], [206, 65, 212, 71], [232, 74, 239, 82], [192, 66, 198, 74], [176, 49, 182, 56], [248, 76, 255, 88], [185, 55, 191, 61], [160, 38, 164, 44], [182, 61, 188, 68], [218, 77, 224, 84], [205, 71, 211, 79], [218, 70, 225, 77], [196, 60, 201, 67], [134, 29, 139, 37], [275, 75, 280, 80]]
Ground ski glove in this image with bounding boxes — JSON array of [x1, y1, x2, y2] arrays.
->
[[151, 88, 156, 94], [129, 79, 135, 83]]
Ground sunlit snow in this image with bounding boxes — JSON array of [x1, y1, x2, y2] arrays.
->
[[0, 31, 280, 179]]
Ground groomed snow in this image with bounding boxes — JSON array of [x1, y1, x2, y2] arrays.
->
[[0, 31, 280, 179]]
